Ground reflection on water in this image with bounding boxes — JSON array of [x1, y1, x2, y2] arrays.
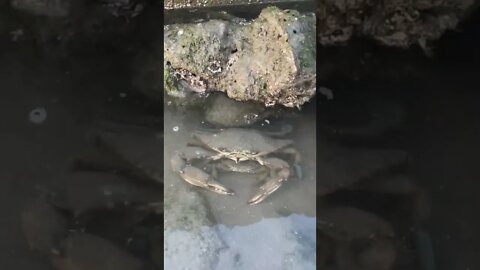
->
[[214, 214, 315, 269], [166, 214, 316, 270]]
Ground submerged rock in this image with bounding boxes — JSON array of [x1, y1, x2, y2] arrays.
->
[[204, 93, 277, 127], [63, 172, 162, 216], [164, 184, 226, 270], [21, 197, 68, 255], [51, 232, 145, 270], [164, 6, 316, 108], [317, 207, 395, 241], [164, 226, 225, 270]]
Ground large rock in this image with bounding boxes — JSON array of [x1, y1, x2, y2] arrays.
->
[[164, 6, 316, 108], [317, 0, 477, 49]]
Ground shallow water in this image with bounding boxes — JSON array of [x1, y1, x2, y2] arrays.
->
[[163, 3, 318, 267], [163, 94, 317, 269]]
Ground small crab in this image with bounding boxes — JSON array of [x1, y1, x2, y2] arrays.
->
[[170, 128, 300, 205]]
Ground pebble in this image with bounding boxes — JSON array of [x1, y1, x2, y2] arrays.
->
[[29, 107, 47, 124]]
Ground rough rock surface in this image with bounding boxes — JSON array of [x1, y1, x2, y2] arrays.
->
[[164, 0, 311, 9], [164, 181, 225, 270], [317, 0, 477, 49], [164, 6, 316, 108]]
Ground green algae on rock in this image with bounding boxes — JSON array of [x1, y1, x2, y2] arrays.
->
[[164, 6, 316, 108]]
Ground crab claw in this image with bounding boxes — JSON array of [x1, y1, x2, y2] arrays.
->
[[179, 166, 235, 196], [248, 167, 290, 205]]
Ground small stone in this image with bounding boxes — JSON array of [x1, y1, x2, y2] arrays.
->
[[29, 107, 47, 124]]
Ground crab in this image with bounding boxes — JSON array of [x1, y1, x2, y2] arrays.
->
[[170, 128, 301, 205]]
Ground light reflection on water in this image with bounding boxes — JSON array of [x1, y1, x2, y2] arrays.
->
[[165, 214, 316, 270]]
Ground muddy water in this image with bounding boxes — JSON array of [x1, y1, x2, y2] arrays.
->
[[163, 94, 316, 268], [164, 103, 316, 223]]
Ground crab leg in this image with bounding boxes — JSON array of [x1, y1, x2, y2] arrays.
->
[[179, 166, 235, 196], [248, 157, 290, 205], [171, 152, 235, 196]]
